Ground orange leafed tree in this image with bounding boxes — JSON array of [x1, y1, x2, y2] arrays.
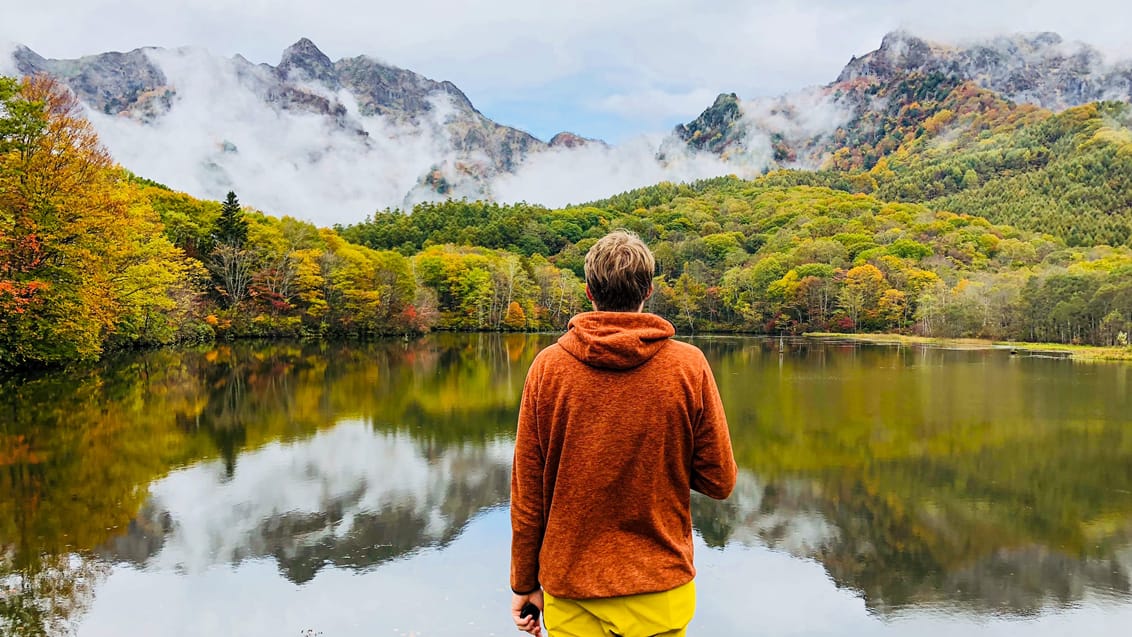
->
[[0, 75, 188, 366]]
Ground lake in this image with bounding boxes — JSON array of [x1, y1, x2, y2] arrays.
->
[[2, 334, 1131, 636]]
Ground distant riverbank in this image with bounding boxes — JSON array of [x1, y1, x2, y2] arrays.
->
[[803, 332, 1132, 362]]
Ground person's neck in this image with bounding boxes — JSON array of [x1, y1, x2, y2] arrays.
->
[[591, 304, 646, 313]]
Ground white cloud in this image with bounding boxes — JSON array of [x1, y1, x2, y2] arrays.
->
[[84, 46, 476, 222], [141, 420, 513, 572], [66, 43, 760, 223], [730, 85, 856, 169], [5, 1, 1131, 104], [0, 41, 18, 76], [5, 1, 1132, 223], [490, 134, 752, 208]]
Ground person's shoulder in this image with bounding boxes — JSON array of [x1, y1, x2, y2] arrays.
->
[[529, 342, 570, 370], [662, 339, 710, 367]]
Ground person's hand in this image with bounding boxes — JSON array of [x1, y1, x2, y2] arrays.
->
[[511, 589, 544, 636]]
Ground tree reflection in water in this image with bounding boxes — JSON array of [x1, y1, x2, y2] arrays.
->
[[2, 335, 1132, 635]]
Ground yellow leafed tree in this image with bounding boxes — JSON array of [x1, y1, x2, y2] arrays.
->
[[0, 75, 190, 366]]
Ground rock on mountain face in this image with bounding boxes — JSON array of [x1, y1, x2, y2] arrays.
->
[[548, 131, 606, 149], [12, 38, 547, 177], [677, 31, 1132, 171], [674, 85, 858, 169], [674, 93, 742, 154], [839, 31, 1132, 111], [12, 44, 174, 119]]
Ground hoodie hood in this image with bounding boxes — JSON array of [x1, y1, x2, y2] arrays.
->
[[557, 312, 675, 370]]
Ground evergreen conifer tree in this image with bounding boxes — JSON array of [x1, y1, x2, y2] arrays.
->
[[215, 191, 248, 247]]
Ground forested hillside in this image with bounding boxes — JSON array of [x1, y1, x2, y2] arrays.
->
[[4, 72, 1132, 370], [678, 42, 1132, 249], [343, 182, 1132, 346], [0, 75, 585, 368], [881, 101, 1132, 247]]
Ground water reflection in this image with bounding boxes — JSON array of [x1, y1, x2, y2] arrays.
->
[[697, 337, 1132, 616], [101, 425, 512, 583], [693, 473, 1132, 617], [1, 335, 544, 636], [2, 335, 1132, 635]]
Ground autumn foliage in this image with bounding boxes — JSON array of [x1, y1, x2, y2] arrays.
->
[[0, 75, 191, 367], [5, 69, 1132, 369]]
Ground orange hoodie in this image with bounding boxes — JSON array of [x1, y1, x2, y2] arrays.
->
[[510, 311, 737, 599]]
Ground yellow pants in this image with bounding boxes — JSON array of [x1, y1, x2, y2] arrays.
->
[[543, 580, 696, 637]]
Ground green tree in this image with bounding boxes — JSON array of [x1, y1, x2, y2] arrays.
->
[[215, 191, 248, 247], [661, 268, 708, 332], [208, 192, 253, 309]]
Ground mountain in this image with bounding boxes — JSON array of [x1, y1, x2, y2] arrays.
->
[[6, 38, 602, 219], [11, 37, 558, 172], [677, 31, 1132, 172], [12, 44, 174, 118], [7, 31, 1131, 225], [837, 31, 1132, 110], [98, 423, 513, 584]]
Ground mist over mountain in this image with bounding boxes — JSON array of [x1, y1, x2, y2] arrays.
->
[[678, 30, 1132, 172], [99, 423, 514, 583], [5, 38, 557, 220], [838, 31, 1132, 109], [2, 37, 736, 222], [4, 31, 1131, 224]]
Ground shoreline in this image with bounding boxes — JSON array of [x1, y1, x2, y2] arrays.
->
[[8, 330, 1132, 377], [802, 332, 1132, 362]]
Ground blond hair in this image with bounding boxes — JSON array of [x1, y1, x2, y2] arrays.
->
[[584, 231, 655, 311]]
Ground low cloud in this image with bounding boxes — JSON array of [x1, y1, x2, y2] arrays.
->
[[85, 47, 474, 223], [1, 42, 869, 226], [733, 86, 856, 170], [64, 46, 759, 224], [0, 42, 17, 75], [490, 134, 748, 208]]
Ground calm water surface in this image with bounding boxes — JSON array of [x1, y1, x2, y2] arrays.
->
[[2, 334, 1131, 636]]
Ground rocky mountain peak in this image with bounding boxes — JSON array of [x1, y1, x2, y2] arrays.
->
[[673, 92, 743, 153], [12, 44, 170, 117], [277, 37, 336, 85], [877, 30, 934, 64], [835, 31, 1131, 110], [548, 131, 602, 149], [837, 30, 936, 83], [11, 44, 47, 68]]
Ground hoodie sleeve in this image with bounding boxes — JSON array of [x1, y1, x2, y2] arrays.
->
[[691, 361, 737, 500], [510, 360, 545, 594]]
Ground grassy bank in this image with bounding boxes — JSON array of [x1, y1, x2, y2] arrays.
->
[[803, 333, 1132, 362]]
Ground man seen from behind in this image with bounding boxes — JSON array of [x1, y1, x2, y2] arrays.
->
[[510, 230, 738, 637]]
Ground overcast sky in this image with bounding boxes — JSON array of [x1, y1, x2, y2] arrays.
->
[[4, 0, 1132, 143]]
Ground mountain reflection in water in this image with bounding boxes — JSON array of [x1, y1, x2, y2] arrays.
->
[[2, 335, 1131, 636], [100, 425, 513, 583]]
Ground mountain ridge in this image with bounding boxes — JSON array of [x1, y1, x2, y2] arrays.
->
[[676, 30, 1132, 174], [6, 31, 1132, 222], [11, 38, 564, 170], [6, 37, 622, 216], [838, 30, 1132, 109]]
